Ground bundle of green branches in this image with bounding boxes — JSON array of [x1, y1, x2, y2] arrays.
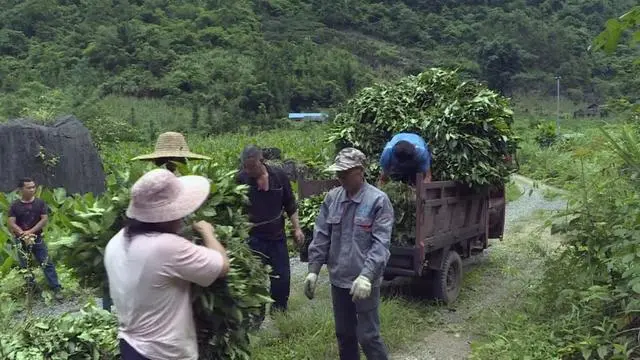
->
[[178, 162, 271, 360], [328, 68, 520, 187], [379, 181, 417, 247], [298, 193, 327, 236], [58, 162, 271, 360], [0, 304, 118, 359]]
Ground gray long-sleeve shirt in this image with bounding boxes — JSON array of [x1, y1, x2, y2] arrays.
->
[[307, 182, 394, 289]]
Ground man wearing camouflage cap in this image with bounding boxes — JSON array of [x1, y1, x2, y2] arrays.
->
[[304, 147, 394, 360]]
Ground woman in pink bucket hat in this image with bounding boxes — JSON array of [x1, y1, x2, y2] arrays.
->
[[104, 168, 230, 360]]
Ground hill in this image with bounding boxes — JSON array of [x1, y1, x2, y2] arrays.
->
[[0, 0, 637, 134]]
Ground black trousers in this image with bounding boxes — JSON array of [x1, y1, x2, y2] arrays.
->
[[248, 235, 291, 318], [119, 339, 149, 360]]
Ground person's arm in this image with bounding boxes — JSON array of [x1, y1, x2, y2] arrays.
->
[[281, 171, 301, 232], [200, 231, 230, 277], [377, 173, 389, 187], [418, 147, 432, 183], [379, 147, 392, 175], [378, 147, 393, 187], [7, 204, 23, 236], [422, 168, 432, 183], [359, 195, 393, 281], [307, 192, 332, 275], [162, 236, 228, 287], [7, 217, 23, 237]]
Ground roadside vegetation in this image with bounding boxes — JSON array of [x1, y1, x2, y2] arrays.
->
[[0, 2, 638, 360], [469, 9, 640, 358]]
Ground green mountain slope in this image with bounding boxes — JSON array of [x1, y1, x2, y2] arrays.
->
[[0, 0, 637, 128]]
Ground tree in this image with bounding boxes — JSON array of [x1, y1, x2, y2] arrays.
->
[[477, 39, 523, 94]]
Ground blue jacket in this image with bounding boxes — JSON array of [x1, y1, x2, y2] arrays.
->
[[380, 133, 431, 173]]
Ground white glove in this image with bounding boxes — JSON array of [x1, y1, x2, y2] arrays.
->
[[303, 273, 318, 300], [349, 275, 372, 301]]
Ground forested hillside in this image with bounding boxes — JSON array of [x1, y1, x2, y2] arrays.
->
[[0, 0, 638, 131]]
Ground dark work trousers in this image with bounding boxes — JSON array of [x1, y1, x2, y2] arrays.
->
[[119, 339, 150, 360], [331, 285, 389, 360], [15, 236, 61, 291], [248, 236, 291, 319], [102, 282, 113, 312]]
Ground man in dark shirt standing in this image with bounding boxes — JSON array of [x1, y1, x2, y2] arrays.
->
[[7, 177, 63, 301], [237, 145, 304, 322]]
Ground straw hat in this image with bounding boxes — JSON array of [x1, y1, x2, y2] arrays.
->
[[126, 168, 211, 223], [131, 132, 211, 161]]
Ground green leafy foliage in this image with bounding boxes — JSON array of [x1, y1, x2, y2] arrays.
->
[[328, 68, 519, 187], [0, 303, 118, 359], [56, 168, 142, 290], [379, 182, 416, 247], [534, 121, 558, 148], [297, 194, 326, 236], [591, 6, 640, 57]]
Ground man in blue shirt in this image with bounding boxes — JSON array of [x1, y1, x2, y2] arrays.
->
[[379, 132, 432, 185]]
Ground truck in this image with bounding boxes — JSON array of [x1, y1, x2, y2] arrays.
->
[[297, 172, 507, 304]]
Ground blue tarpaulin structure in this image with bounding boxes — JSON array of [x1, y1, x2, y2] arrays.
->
[[288, 113, 328, 122]]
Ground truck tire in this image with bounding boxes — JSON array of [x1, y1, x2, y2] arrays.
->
[[431, 250, 463, 304]]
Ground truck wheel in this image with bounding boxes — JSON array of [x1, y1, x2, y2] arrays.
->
[[432, 250, 463, 304]]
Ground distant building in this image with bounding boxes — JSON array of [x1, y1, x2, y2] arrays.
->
[[288, 113, 329, 122], [586, 103, 599, 116]]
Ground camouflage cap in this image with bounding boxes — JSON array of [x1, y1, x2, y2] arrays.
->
[[325, 147, 367, 172]]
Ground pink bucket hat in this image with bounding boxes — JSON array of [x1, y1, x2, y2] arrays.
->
[[126, 168, 211, 223]]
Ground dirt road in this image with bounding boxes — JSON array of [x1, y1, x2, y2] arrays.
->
[[388, 176, 566, 360]]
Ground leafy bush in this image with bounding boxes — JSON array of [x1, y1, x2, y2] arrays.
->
[[534, 121, 557, 148], [0, 303, 118, 359], [328, 68, 520, 186], [472, 126, 640, 359]]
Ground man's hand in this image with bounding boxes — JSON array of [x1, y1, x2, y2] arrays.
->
[[293, 228, 305, 246], [20, 233, 36, 246], [349, 275, 372, 301], [303, 273, 318, 300]]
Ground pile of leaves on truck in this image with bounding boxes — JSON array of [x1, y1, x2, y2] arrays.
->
[[317, 68, 519, 247], [327, 67, 519, 187], [295, 182, 416, 248], [379, 181, 417, 247], [6, 162, 271, 360]]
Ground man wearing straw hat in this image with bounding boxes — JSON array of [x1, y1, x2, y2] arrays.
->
[[132, 132, 211, 172]]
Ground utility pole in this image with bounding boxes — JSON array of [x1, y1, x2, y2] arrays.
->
[[555, 76, 561, 136]]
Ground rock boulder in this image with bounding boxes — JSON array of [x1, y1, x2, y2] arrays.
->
[[0, 116, 106, 195]]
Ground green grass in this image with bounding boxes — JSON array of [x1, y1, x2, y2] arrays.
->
[[250, 214, 557, 359], [249, 268, 438, 360], [100, 122, 333, 171], [514, 116, 630, 189]]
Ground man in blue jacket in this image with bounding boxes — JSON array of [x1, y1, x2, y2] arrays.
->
[[378, 132, 432, 186]]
